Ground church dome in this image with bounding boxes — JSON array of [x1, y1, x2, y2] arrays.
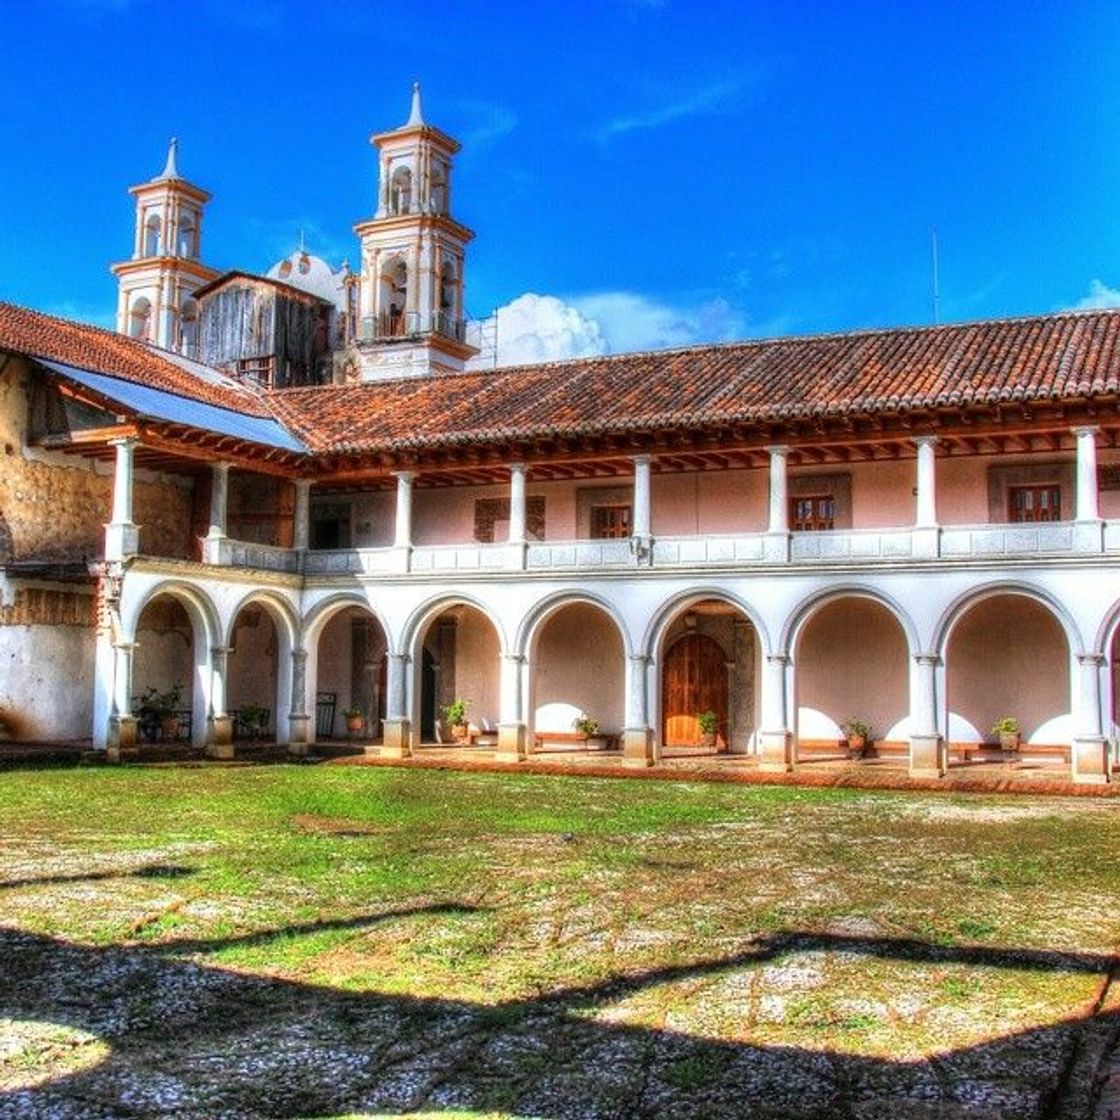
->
[[266, 249, 348, 310]]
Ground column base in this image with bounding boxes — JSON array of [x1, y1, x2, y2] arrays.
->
[[381, 718, 412, 758], [1072, 736, 1110, 785], [758, 729, 794, 772], [104, 522, 139, 561], [622, 727, 655, 767], [909, 733, 946, 779], [206, 715, 234, 759], [200, 532, 227, 564], [504, 542, 528, 571], [285, 713, 310, 750], [1072, 519, 1104, 554], [495, 721, 527, 762], [912, 526, 941, 560], [287, 741, 309, 759], [106, 716, 138, 764], [762, 532, 790, 563]]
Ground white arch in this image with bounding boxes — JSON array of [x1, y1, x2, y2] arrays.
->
[[642, 587, 772, 662], [515, 590, 634, 660], [402, 593, 509, 663], [225, 590, 298, 745], [933, 580, 1084, 659], [301, 592, 394, 653], [782, 585, 920, 659]]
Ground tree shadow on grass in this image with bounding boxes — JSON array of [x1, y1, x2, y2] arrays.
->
[[0, 920, 1117, 1120], [0, 863, 197, 891]]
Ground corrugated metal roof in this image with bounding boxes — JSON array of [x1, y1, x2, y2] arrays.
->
[[38, 358, 307, 453]]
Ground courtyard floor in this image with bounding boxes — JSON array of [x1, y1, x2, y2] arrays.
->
[[2, 764, 1120, 1118]]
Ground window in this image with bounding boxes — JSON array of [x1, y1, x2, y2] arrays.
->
[[591, 505, 632, 539], [1009, 483, 1061, 523], [790, 495, 835, 531]]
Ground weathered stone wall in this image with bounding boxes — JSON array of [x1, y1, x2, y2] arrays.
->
[[0, 357, 192, 561]]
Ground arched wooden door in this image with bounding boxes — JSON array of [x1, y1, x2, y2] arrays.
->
[[662, 633, 728, 747]]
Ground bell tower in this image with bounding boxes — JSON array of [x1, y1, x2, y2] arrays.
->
[[111, 139, 218, 355], [354, 84, 477, 380]]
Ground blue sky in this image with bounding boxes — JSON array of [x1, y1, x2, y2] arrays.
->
[[2, 0, 1119, 358]]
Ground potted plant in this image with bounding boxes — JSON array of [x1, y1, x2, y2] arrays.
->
[[342, 705, 364, 734], [696, 709, 718, 749], [991, 716, 1020, 750], [140, 684, 183, 740], [239, 703, 267, 740], [443, 697, 470, 742], [843, 718, 871, 758]]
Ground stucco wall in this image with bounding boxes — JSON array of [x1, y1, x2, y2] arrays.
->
[[227, 606, 279, 727], [796, 599, 909, 742], [133, 598, 196, 708], [946, 596, 1070, 743], [451, 609, 501, 727], [531, 603, 624, 733]]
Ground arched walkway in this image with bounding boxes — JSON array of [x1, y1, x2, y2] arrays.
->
[[945, 593, 1071, 745], [226, 595, 295, 744], [311, 603, 389, 742], [793, 596, 910, 755]]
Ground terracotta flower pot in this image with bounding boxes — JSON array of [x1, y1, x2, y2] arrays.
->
[[451, 723, 469, 743], [999, 731, 1020, 750], [346, 715, 363, 733]]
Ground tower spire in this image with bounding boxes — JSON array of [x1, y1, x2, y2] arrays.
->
[[158, 137, 180, 181], [406, 81, 425, 128]]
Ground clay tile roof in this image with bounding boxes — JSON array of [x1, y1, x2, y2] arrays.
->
[[0, 300, 270, 417], [265, 309, 1120, 455]]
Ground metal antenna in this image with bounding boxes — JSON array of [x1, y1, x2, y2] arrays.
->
[[931, 229, 940, 325]]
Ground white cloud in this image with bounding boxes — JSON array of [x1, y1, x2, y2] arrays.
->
[[1072, 279, 1120, 310], [468, 290, 746, 368], [594, 77, 749, 143], [455, 101, 518, 149]]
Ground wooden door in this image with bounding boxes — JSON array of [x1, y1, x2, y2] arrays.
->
[[662, 634, 728, 747]]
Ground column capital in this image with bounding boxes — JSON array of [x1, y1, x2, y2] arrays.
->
[[1077, 651, 1106, 667], [210, 644, 232, 659], [389, 651, 412, 665], [765, 444, 790, 458], [632, 453, 652, 468], [914, 652, 941, 667], [767, 653, 790, 667], [108, 435, 139, 450], [913, 434, 939, 449], [112, 640, 137, 653], [293, 477, 313, 491], [291, 648, 309, 664], [503, 652, 526, 664], [392, 469, 415, 483], [1071, 424, 1101, 438], [628, 652, 651, 666], [508, 461, 527, 475], [211, 460, 231, 475]]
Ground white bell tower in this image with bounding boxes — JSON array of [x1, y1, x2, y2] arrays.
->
[[111, 139, 218, 355], [354, 85, 478, 380]]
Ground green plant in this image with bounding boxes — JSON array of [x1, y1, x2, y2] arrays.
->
[[844, 718, 871, 740], [342, 705, 364, 720], [140, 684, 183, 717], [696, 710, 718, 735], [239, 703, 267, 729], [573, 714, 600, 737], [991, 716, 1019, 736], [443, 698, 470, 727]]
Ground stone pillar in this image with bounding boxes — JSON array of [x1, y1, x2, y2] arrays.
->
[[288, 649, 310, 756], [202, 462, 231, 563], [393, 470, 414, 572], [105, 437, 140, 561], [909, 653, 946, 778], [106, 641, 137, 762], [623, 653, 655, 766], [293, 480, 312, 551], [632, 455, 652, 561], [913, 436, 941, 559], [1072, 652, 1110, 784], [496, 653, 527, 761], [764, 446, 790, 562], [206, 646, 234, 759], [381, 652, 412, 758], [1073, 426, 1103, 552], [758, 653, 793, 771], [729, 619, 755, 754], [507, 463, 528, 571]]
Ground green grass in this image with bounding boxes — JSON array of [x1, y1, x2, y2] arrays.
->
[[2, 763, 1119, 1117]]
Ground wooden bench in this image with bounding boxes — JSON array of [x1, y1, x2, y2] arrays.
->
[[533, 730, 620, 752]]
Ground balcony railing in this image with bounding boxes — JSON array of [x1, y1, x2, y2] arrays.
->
[[358, 311, 466, 344], [206, 519, 1119, 575]]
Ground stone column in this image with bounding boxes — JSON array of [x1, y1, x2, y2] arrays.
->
[[206, 646, 234, 758], [632, 455, 652, 561], [913, 436, 941, 559], [105, 437, 140, 561], [288, 649, 310, 756], [729, 619, 755, 754], [106, 641, 138, 762], [292, 479, 312, 551], [908, 653, 946, 778], [758, 653, 793, 771], [202, 462, 231, 563], [623, 653, 655, 766], [507, 463, 528, 570], [764, 446, 791, 562], [1072, 652, 1110, 784], [496, 653, 528, 761], [381, 652, 412, 758], [1073, 426, 1103, 552], [393, 470, 414, 572]]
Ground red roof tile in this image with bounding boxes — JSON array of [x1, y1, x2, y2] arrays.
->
[[0, 300, 270, 417], [265, 310, 1120, 454]]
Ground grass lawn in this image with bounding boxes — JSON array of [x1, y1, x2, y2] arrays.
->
[[1, 763, 1119, 1119]]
